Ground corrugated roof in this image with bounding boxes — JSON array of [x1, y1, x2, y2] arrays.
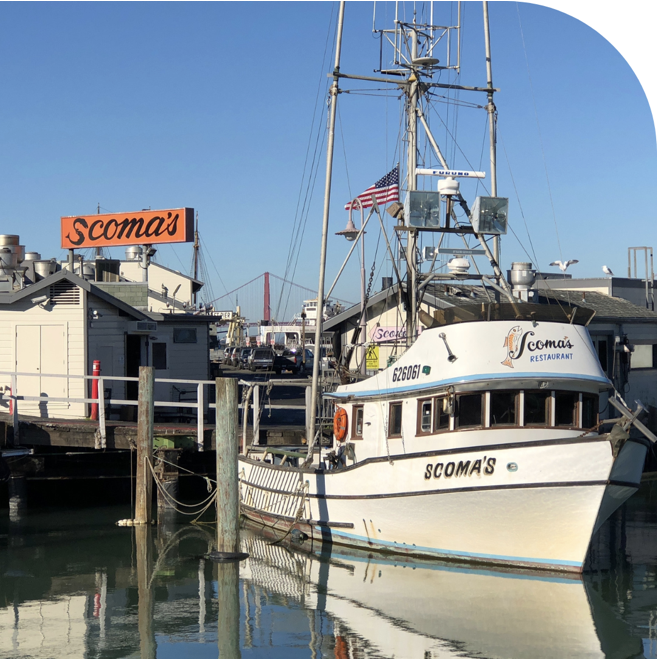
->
[[538, 289, 657, 321], [323, 281, 656, 330]]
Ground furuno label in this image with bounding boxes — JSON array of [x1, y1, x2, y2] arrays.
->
[[392, 364, 421, 382], [61, 208, 194, 249], [501, 327, 574, 369], [424, 456, 496, 480]]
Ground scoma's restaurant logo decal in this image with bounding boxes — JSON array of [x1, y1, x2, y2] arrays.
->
[[501, 326, 574, 368], [61, 208, 194, 249]]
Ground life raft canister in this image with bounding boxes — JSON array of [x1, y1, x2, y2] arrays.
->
[[333, 407, 348, 441]]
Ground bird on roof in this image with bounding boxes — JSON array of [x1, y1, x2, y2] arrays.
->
[[602, 265, 614, 276], [549, 259, 579, 272]]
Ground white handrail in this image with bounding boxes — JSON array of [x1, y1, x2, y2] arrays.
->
[[0, 369, 312, 453]]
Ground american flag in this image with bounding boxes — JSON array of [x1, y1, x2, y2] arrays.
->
[[345, 165, 399, 211]]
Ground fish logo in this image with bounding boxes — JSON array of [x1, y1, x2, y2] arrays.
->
[[502, 326, 524, 368]]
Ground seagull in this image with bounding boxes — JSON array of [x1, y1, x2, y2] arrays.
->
[[602, 265, 614, 276], [549, 259, 579, 272]]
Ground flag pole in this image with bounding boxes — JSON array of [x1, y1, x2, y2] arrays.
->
[[307, 1, 345, 460]]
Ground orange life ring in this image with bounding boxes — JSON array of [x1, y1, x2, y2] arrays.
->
[[333, 407, 348, 441]]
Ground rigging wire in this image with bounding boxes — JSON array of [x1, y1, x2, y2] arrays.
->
[[515, 2, 564, 263], [276, 4, 337, 320], [499, 128, 542, 271]]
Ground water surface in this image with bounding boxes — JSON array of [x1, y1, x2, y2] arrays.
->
[[0, 481, 655, 658]]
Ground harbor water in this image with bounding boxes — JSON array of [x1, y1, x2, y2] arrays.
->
[[0, 480, 655, 659]]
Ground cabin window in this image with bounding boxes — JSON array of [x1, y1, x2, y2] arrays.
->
[[388, 402, 402, 437], [418, 399, 433, 434], [582, 394, 599, 429], [434, 396, 451, 431], [555, 391, 578, 427], [524, 391, 549, 426], [152, 343, 167, 370], [352, 405, 364, 439], [490, 391, 518, 426], [455, 394, 483, 429]]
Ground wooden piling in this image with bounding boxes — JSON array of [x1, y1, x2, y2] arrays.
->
[[135, 366, 154, 525], [216, 562, 240, 659], [216, 377, 239, 554]]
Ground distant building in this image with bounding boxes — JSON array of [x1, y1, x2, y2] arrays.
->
[[0, 237, 214, 420]]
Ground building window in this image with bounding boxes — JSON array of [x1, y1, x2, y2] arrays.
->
[[418, 399, 433, 434], [592, 338, 609, 373], [352, 405, 364, 439], [434, 396, 451, 431], [582, 394, 599, 429], [555, 391, 578, 427], [173, 328, 197, 343], [490, 391, 518, 426], [388, 402, 402, 437], [631, 344, 657, 369], [456, 394, 483, 429], [152, 343, 167, 370]]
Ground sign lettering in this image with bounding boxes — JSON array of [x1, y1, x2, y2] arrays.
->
[[61, 208, 194, 249], [424, 456, 496, 480]]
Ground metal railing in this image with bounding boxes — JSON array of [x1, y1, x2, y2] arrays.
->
[[0, 371, 314, 453]]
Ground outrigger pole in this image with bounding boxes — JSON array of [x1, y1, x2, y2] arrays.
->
[[307, 1, 346, 456]]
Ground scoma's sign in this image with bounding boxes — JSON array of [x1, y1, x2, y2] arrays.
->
[[61, 208, 194, 249]]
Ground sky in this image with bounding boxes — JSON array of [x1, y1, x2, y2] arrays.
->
[[0, 1, 656, 321]]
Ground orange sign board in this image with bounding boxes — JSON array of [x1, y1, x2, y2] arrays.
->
[[61, 208, 194, 249]]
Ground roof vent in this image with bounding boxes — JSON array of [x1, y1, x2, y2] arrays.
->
[[49, 281, 80, 305]]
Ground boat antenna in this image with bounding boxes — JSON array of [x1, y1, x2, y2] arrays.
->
[[307, 1, 346, 457]]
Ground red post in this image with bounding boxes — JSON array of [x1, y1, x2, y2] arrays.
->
[[90, 360, 101, 420], [263, 271, 270, 323]]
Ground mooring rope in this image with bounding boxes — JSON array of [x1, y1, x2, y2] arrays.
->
[[147, 458, 217, 519]]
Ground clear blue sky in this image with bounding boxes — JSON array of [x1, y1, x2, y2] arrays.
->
[[0, 2, 655, 320]]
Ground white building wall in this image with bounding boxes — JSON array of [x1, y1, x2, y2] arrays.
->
[[120, 261, 196, 312], [0, 287, 86, 418], [87, 293, 132, 403]]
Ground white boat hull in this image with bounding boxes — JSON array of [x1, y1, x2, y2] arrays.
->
[[239, 437, 647, 573]]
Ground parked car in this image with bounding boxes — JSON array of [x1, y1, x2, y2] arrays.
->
[[248, 348, 275, 372], [273, 351, 297, 374], [238, 347, 253, 369], [298, 347, 336, 374], [230, 346, 243, 367], [224, 346, 236, 364]]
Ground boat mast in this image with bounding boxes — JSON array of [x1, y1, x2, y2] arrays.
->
[[307, 1, 346, 453], [483, 1, 499, 265], [405, 20, 419, 347]]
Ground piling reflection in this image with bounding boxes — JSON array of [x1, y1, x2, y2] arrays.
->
[[136, 524, 155, 659], [216, 562, 240, 659], [0, 482, 655, 659]]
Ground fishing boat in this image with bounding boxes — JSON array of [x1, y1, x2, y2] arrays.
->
[[238, 1, 655, 573]]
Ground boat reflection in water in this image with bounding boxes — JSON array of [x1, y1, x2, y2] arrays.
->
[[0, 483, 654, 658], [240, 523, 646, 659]]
